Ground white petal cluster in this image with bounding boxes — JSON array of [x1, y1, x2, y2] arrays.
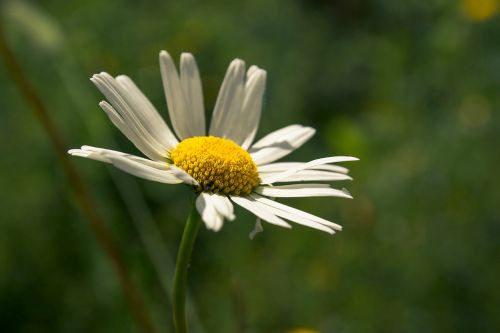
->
[[69, 51, 358, 235]]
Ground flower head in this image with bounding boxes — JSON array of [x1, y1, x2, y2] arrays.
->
[[69, 50, 357, 234]]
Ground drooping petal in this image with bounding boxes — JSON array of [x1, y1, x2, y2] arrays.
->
[[91, 73, 177, 161], [249, 219, 264, 240], [255, 184, 353, 199], [210, 194, 236, 221], [196, 193, 224, 231], [252, 198, 336, 234], [180, 52, 206, 136], [209, 59, 246, 138], [195, 193, 235, 231], [231, 196, 291, 229], [252, 195, 342, 231], [68, 146, 183, 184], [249, 125, 316, 165]]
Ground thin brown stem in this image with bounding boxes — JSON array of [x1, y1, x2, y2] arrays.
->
[[0, 23, 155, 333]]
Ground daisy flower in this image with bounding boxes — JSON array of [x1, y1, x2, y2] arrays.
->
[[69, 51, 357, 234]]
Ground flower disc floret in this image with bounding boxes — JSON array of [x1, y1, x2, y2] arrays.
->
[[170, 136, 260, 195]]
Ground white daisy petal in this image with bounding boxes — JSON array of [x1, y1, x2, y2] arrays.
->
[[250, 125, 316, 165], [258, 162, 350, 174], [91, 73, 176, 161], [213, 66, 266, 147], [253, 198, 335, 234], [240, 68, 267, 150], [260, 156, 359, 184], [93, 82, 162, 161], [72, 146, 167, 169], [255, 184, 353, 199], [209, 59, 246, 138], [260, 170, 352, 184], [250, 124, 313, 149], [252, 195, 342, 230], [231, 196, 292, 229], [159, 50, 194, 140], [196, 193, 224, 231], [249, 219, 264, 240], [180, 53, 205, 136], [210, 194, 236, 221], [97, 101, 160, 161], [68, 147, 110, 162], [69, 146, 182, 184], [169, 165, 200, 187], [114, 75, 179, 149], [247, 65, 259, 78]]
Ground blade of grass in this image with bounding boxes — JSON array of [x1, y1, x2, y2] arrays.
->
[[0, 22, 155, 333]]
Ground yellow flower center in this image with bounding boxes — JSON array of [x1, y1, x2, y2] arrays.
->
[[170, 136, 260, 195]]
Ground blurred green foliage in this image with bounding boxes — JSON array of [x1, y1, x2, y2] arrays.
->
[[1, 0, 499, 332]]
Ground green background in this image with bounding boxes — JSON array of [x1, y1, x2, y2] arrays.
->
[[1, 0, 499, 332]]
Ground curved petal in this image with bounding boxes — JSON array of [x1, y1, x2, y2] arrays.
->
[[255, 184, 353, 199], [97, 101, 162, 161], [251, 196, 336, 234], [260, 170, 352, 184], [169, 165, 199, 187], [114, 75, 179, 149], [252, 194, 342, 231], [180, 53, 206, 136], [231, 196, 291, 229], [250, 125, 308, 149], [209, 59, 245, 138], [160, 51, 200, 139], [91, 73, 177, 161], [68, 146, 183, 184], [259, 156, 359, 184], [258, 162, 350, 174], [249, 125, 316, 165]]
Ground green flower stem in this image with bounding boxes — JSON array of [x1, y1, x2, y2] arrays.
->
[[173, 202, 202, 333]]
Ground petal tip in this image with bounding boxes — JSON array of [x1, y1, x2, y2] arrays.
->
[[115, 74, 129, 82], [180, 52, 194, 60], [159, 50, 174, 64], [341, 187, 353, 199], [230, 58, 245, 70]]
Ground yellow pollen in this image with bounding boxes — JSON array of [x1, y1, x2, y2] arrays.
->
[[170, 136, 260, 196]]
